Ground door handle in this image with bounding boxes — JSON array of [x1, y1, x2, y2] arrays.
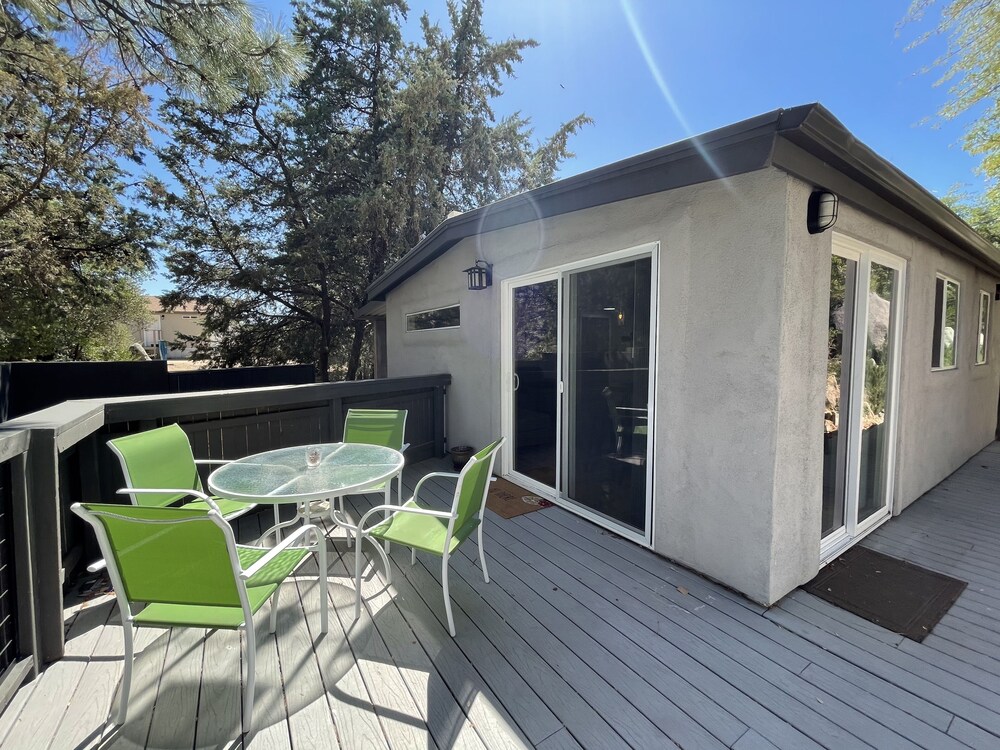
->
[[513, 373, 520, 391]]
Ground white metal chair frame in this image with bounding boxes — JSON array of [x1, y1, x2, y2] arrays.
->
[[352, 438, 504, 636], [71, 500, 328, 736], [108, 437, 256, 522]]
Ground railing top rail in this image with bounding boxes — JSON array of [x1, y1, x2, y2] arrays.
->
[[0, 375, 451, 451], [0, 429, 28, 462]]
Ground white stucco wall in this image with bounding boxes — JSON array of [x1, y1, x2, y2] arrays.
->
[[383, 167, 1000, 606]]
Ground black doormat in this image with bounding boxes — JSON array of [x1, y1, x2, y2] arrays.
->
[[804, 546, 967, 642]]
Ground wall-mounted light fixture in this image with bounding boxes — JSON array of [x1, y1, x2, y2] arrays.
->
[[807, 190, 839, 234], [463, 260, 493, 291]]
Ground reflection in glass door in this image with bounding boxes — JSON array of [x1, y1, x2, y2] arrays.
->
[[512, 280, 559, 488], [565, 258, 651, 533], [822, 239, 903, 559]]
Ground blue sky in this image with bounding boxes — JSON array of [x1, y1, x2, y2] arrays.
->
[[146, 0, 982, 293]]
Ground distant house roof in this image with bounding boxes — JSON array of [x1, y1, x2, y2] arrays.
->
[[145, 296, 204, 314], [364, 103, 1000, 305]]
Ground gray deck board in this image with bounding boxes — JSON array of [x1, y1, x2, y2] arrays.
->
[[6, 444, 1000, 748]]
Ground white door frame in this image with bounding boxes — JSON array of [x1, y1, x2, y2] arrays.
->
[[821, 233, 906, 563], [500, 242, 659, 547]]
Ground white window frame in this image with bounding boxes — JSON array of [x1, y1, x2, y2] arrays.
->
[[932, 274, 960, 372], [404, 303, 461, 333], [976, 290, 990, 366]]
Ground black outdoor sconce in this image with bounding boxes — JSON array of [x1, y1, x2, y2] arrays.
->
[[807, 190, 839, 234], [464, 259, 493, 290]]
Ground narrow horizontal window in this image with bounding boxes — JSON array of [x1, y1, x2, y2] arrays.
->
[[977, 290, 990, 365], [406, 304, 460, 332], [931, 276, 959, 370]]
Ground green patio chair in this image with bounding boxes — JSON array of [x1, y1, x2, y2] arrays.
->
[[332, 409, 408, 547], [353, 437, 504, 637], [71, 502, 328, 736], [108, 423, 255, 520]]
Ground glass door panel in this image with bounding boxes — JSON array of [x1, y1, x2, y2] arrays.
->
[[513, 280, 559, 488], [823, 255, 856, 538], [565, 257, 651, 533], [858, 262, 899, 524], [822, 240, 903, 558]]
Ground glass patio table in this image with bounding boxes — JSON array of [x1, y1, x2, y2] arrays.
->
[[207, 443, 405, 542]]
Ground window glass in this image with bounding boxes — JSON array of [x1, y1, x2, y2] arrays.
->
[[932, 277, 959, 369], [978, 291, 990, 365], [405, 304, 460, 332]]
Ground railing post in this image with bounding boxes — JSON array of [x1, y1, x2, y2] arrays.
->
[[11, 452, 40, 677], [330, 393, 344, 442], [25, 430, 64, 663]]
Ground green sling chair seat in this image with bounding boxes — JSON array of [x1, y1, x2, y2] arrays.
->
[[107, 423, 254, 519], [353, 437, 504, 637], [72, 502, 328, 736], [329, 409, 408, 548]]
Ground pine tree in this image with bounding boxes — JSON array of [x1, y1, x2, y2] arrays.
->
[[153, 0, 590, 380]]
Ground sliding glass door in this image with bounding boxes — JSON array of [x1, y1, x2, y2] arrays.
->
[[565, 258, 652, 532], [822, 237, 904, 560], [511, 279, 559, 488], [503, 246, 656, 544]]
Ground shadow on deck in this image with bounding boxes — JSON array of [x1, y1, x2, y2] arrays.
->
[[1, 447, 1000, 749]]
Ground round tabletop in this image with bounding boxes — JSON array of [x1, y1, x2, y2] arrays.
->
[[207, 443, 404, 504]]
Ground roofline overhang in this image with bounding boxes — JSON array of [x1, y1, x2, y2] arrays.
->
[[365, 103, 1000, 304]]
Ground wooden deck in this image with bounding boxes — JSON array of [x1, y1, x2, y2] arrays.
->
[[2, 446, 1000, 749]]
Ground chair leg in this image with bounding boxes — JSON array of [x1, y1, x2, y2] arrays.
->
[[368, 535, 392, 585], [477, 522, 490, 584], [243, 621, 256, 736], [410, 548, 416, 566], [353, 531, 364, 621], [268, 589, 279, 635], [117, 622, 134, 724], [442, 554, 455, 637], [383, 485, 391, 554], [317, 533, 329, 634]]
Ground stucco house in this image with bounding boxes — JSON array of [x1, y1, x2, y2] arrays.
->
[[359, 103, 1000, 606], [134, 296, 207, 359]]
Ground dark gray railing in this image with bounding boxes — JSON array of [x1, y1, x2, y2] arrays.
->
[[0, 374, 450, 697], [0, 430, 36, 716]]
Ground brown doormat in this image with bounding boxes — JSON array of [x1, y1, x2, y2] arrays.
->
[[804, 546, 966, 642], [487, 477, 554, 519]]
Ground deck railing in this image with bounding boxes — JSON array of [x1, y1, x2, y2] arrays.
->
[[0, 374, 450, 707]]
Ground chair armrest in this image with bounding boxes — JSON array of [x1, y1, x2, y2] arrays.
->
[[239, 524, 324, 580], [412, 471, 461, 503], [358, 503, 454, 533], [115, 487, 218, 511], [193, 459, 231, 466], [116, 487, 214, 500]]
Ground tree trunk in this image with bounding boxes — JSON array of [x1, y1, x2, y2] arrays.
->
[[345, 319, 367, 380], [317, 346, 330, 382]]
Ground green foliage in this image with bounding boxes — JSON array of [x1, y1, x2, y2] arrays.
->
[[0, 16, 153, 360], [906, 0, 1000, 197], [4, 0, 303, 107], [946, 191, 1000, 247], [152, 0, 590, 379]]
